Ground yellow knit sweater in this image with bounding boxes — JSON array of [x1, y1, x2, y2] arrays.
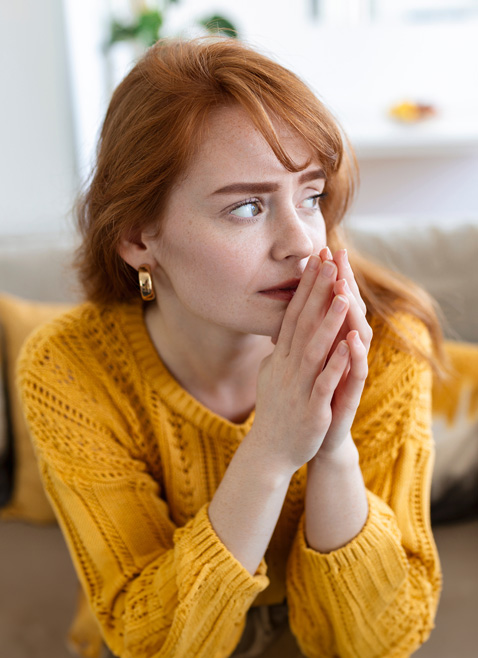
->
[[17, 302, 441, 658]]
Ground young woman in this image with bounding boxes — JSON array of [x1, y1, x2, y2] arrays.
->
[[19, 38, 444, 658]]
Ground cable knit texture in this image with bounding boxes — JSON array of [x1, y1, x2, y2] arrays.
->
[[17, 301, 441, 658]]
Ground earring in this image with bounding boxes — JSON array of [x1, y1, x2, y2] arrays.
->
[[138, 265, 156, 301]]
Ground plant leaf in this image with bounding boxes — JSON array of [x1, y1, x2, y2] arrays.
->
[[200, 14, 238, 38], [109, 21, 140, 45], [108, 10, 163, 47]]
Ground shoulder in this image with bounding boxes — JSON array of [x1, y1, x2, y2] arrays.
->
[[353, 311, 434, 456], [17, 301, 141, 388], [358, 311, 433, 418], [19, 302, 107, 362], [368, 311, 432, 361]]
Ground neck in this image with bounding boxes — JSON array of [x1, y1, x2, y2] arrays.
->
[[144, 301, 273, 403]]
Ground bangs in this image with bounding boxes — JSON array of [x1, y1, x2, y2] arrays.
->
[[210, 55, 344, 177]]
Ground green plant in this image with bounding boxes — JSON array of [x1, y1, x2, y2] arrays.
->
[[108, 1, 238, 49]]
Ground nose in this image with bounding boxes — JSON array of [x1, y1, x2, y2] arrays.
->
[[270, 210, 315, 262]]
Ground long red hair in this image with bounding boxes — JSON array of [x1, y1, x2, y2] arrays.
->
[[75, 37, 446, 374]]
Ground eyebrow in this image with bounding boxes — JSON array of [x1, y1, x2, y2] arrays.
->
[[210, 168, 326, 196]]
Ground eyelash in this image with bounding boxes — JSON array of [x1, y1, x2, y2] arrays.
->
[[228, 192, 328, 224], [303, 192, 328, 208], [228, 198, 262, 224]]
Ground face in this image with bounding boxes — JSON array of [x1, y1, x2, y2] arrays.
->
[[145, 105, 328, 339]]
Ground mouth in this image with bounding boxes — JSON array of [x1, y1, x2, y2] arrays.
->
[[259, 278, 301, 294], [259, 278, 301, 301]]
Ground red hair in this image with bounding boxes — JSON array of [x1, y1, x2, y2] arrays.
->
[[75, 37, 446, 374]]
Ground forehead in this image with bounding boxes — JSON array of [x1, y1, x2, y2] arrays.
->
[[181, 105, 317, 189]]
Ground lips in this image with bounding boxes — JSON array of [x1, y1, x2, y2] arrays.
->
[[260, 278, 301, 293]]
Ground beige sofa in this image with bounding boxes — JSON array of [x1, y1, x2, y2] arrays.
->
[[0, 218, 477, 658]]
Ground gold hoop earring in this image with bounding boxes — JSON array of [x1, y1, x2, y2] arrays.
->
[[138, 265, 156, 301]]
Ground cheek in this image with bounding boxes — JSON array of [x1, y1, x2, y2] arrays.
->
[[313, 221, 327, 250], [164, 230, 251, 293]]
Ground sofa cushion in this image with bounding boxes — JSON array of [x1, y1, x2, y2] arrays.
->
[[346, 219, 478, 343], [431, 341, 478, 523], [0, 233, 80, 304], [0, 294, 72, 523]]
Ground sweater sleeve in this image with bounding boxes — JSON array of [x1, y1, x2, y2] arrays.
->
[[17, 331, 269, 658], [285, 314, 442, 658]]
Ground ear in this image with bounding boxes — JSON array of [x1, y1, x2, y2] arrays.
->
[[118, 229, 158, 272]]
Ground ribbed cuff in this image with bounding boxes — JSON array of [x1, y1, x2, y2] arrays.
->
[[145, 503, 271, 655], [173, 503, 269, 598], [295, 490, 408, 578], [287, 489, 409, 629]]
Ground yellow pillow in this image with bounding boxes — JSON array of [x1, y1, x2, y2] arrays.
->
[[431, 341, 478, 522], [0, 326, 11, 506], [0, 294, 73, 523]]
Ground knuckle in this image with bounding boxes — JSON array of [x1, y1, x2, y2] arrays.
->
[[297, 315, 317, 335], [314, 378, 333, 398], [302, 348, 323, 367], [352, 364, 368, 381], [341, 397, 359, 414]]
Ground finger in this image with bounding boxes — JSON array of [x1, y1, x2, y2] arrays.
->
[[310, 339, 350, 407], [288, 259, 338, 358], [323, 323, 348, 369], [333, 278, 373, 349], [324, 331, 369, 442], [297, 294, 349, 392], [334, 249, 367, 314], [273, 253, 321, 351], [319, 247, 366, 320], [335, 330, 369, 411]]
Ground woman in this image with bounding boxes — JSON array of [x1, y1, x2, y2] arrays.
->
[[19, 37, 444, 658]]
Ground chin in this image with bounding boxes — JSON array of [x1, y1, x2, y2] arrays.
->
[[217, 308, 285, 340], [241, 319, 282, 341]]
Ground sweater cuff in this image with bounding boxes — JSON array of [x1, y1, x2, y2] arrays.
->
[[173, 503, 269, 600], [293, 489, 408, 583]]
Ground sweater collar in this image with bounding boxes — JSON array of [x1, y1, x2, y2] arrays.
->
[[119, 301, 256, 442]]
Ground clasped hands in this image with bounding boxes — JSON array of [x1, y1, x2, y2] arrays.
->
[[254, 248, 373, 474]]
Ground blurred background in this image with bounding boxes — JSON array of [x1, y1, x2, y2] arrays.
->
[[1, 2, 478, 658], [1, 0, 478, 239]]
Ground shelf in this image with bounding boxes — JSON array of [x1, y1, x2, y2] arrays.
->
[[339, 108, 478, 159]]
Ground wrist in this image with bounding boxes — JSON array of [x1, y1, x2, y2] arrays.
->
[[241, 428, 296, 487], [310, 433, 359, 470]]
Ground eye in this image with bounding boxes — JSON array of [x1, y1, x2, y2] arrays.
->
[[230, 200, 261, 219], [301, 193, 327, 210]]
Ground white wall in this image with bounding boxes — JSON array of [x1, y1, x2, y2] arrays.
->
[[354, 155, 478, 218], [0, 0, 77, 238]]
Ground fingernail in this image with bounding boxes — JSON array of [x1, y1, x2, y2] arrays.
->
[[343, 249, 349, 266], [332, 295, 347, 312], [338, 341, 349, 356], [321, 261, 335, 278], [325, 246, 333, 260], [307, 254, 320, 271]]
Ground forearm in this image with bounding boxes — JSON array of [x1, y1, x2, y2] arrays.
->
[[305, 434, 368, 553], [208, 429, 294, 576]]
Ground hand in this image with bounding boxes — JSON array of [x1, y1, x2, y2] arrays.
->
[[319, 247, 370, 355], [252, 254, 353, 475], [315, 248, 372, 456]]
